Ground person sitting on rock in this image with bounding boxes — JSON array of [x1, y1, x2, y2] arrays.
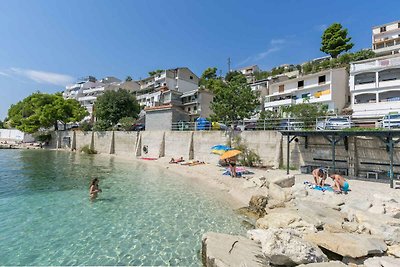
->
[[330, 173, 349, 193], [312, 167, 327, 186]]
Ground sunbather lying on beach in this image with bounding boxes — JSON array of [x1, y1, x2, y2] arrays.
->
[[180, 160, 205, 166], [169, 157, 184, 164], [330, 174, 349, 193]]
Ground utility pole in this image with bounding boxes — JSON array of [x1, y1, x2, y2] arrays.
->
[[227, 57, 231, 73]]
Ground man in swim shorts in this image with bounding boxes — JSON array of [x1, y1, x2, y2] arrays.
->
[[330, 174, 349, 193], [312, 167, 327, 186]]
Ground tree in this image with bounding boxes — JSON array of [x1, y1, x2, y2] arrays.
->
[[7, 92, 88, 133], [225, 71, 246, 83], [0, 120, 3, 129], [321, 23, 354, 58], [210, 75, 260, 123], [282, 103, 329, 128], [199, 67, 218, 87], [94, 89, 140, 126], [125, 76, 133, 82]]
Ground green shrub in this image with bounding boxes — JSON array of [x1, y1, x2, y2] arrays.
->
[[93, 120, 111, 131], [229, 136, 261, 167], [80, 121, 92, 131], [118, 117, 136, 131], [80, 145, 97, 154]]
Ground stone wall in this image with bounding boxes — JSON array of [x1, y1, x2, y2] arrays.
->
[[51, 130, 400, 178]]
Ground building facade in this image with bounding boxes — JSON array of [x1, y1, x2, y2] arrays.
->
[[372, 21, 400, 56], [135, 67, 199, 108], [237, 65, 260, 83], [64, 76, 139, 121], [180, 88, 214, 121], [265, 68, 349, 113], [349, 55, 400, 118]]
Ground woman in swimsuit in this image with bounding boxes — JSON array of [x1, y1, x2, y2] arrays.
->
[[89, 178, 102, 200], [228, 157, 237, 178]]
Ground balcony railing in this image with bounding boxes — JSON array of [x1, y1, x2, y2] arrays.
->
[[351, 57, 400, 72], [264, 98, 294, 108]]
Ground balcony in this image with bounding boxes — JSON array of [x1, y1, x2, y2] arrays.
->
[[82, 87, 104, 94], [78, 96, 96, 102], [351, 56, 400, 72], [264, 98, 294, 108]]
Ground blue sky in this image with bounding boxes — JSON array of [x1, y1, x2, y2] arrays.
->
[[0, 0, 399, 119]]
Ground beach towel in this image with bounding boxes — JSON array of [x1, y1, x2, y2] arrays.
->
[[303, 181, 334, 192], [140, 157, 158, 160]]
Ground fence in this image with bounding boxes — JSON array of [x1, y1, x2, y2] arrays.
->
[[171, 115, 396, 131]]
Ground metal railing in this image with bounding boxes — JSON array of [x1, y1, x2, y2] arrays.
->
[[171, 115, 400, 132]]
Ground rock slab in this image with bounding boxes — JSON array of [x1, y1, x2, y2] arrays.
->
[[305, 232, 387, 258], [202, 232, 269, 267], [363, 256, 400, 267], [248, 228, 327, 266]]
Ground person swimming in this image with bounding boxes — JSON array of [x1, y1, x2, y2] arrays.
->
[[89, 178, 102, 200]]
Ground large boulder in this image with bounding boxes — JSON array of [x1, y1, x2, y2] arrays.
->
[[267, 183, 287, 202], [270, 174, 295, 188], [294, 200, 348, 232], [248, 228, 327, 266], [349, 209, 400, 245], [305, 231, 387, 258], [256, 208, 316, 234], [363, 256, 400, 267], [249, 195, 268, 211], [388, 244, 400, 258], [201, 232, 269, 267]]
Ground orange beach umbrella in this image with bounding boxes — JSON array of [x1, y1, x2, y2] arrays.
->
[[220, 150, 241, 160]]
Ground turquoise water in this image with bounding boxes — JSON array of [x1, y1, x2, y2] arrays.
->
[[0, 150, 247, 266]]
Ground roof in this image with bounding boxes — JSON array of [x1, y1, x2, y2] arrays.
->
[[270, 67, 346, 86], [372, 20, 400, 29]]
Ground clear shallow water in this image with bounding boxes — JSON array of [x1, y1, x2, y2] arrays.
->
[[0, 150, 247, 266]]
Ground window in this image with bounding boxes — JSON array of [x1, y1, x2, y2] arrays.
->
[[194, 106, 197, 111], [380, 26, 386, 33], [398, 23, 400, 28], [189, 76, 193, 80], [318, 75, 326, 84], [188, 107, 191, 112], [279, 85, 284, 93], [298, 80, 304, 88]]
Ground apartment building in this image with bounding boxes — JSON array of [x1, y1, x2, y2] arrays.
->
[[372, 21, 400, 56], [64, 76, 140, 121], [237, 65, 260, 83], [265, 68, 348, 113], [180, 88, 214, 121], [349, 55, 400, 118], [63, 76, 99, 101], [135, 67, 199, 108]]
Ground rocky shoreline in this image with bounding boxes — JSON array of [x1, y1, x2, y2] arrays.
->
[[201, 173, 400, 266]]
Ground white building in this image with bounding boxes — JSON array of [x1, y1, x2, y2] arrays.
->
[[349, 55, 400, 118], [265, 68, 349, 113], [64, 76, 140, 121], [237, 65, 260, 83], [0, 129, 34, 142], [372, 21, 400, 56], [135, 67, 199, 108]]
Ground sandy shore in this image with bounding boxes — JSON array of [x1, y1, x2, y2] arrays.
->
[[96, 152, 400, 210]]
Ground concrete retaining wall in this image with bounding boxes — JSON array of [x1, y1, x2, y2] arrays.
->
[[52, 130, 400, 178], [113, 131, 137, 156], [164, 131, 193, 159]]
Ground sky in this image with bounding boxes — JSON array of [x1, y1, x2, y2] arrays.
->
[[0, 0, 399, 119]]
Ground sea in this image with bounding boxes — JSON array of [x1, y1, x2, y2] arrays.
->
[[0, 149, 247, 266]]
